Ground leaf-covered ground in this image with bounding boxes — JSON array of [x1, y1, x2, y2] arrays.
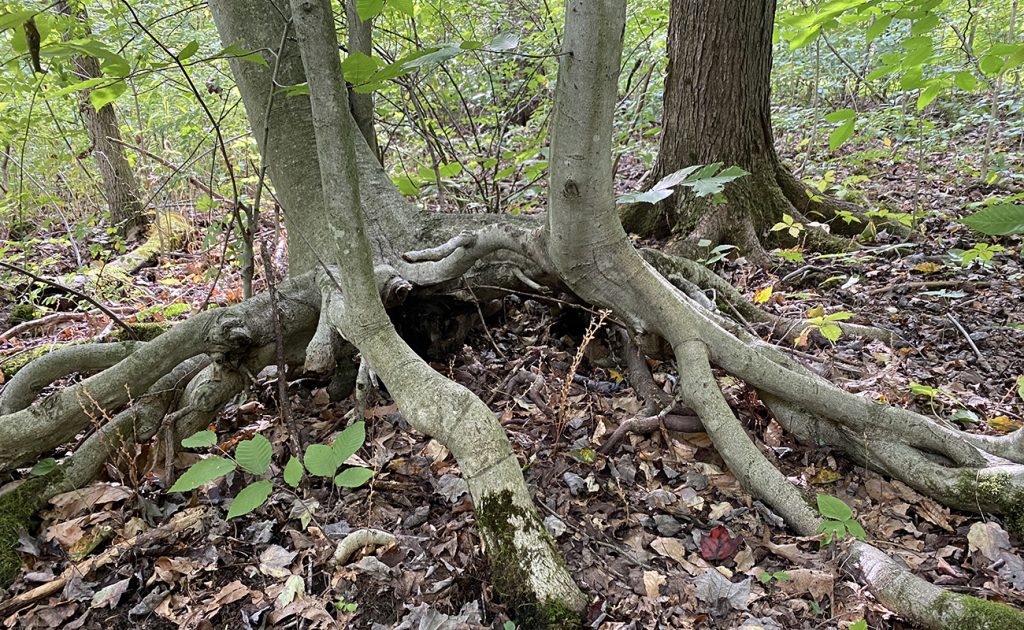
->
[[1, 117, 1023, 629]]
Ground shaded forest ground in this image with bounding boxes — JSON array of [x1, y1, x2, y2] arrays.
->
[[0, 106, 1022, 629]]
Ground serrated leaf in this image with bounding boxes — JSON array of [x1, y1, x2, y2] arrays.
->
[[816, 494, 854, 521], [333, 421, 365, 462], [341, 50, 381, 85], [236, 434, 272, 475], [181, 430, 217, 449], [169, 456, 236, 492], [89, 80, 126, 111], [284, 456, 304, 487], [356, 0, 385, 21], [334, 467, 374, 488], [961, 204, 1024, 236], [226, 480, 272, 520], [303, 444, 339, 477]]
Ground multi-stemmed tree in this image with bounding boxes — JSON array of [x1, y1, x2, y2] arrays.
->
[[2, 1, 1023, 627]]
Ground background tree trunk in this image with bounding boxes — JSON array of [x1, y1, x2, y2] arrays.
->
[[620, 0, 861, 257], [346, 0, 380, 162], [59, 1, 147, 239]]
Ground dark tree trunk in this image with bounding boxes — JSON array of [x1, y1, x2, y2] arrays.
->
[[345, 0, 380, 162], [620, 0, 860, 257], [59, 2, 147, 239], [76, 55, 147, 239]]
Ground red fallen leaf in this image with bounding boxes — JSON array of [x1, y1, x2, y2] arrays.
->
[[700, 525, 742, 562]]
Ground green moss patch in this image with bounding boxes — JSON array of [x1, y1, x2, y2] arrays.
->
[[0, 474, 55, 587], [955, 472, 1024, 534], [476, 491, 581, 629]]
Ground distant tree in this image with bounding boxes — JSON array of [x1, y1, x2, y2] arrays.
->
[[58, 0, 147, 239], [621, 0, 861, 260]]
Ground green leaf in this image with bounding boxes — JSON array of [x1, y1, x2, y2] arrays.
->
[[616, 188, 674, 205], [402, 44, 462, 70], [169, 456, 236, 492], [788, 25, 822, 50], [0, 11, 33, 34], [304, 444, 339, 477], [828, 117, 855, 151], [979, 54, 1004, 76], [181, 430, 217, 449], [393, 174, 420, 196], [850, 620, 868, 630], [217, 42, 268, 66], [687, 165, 749, 197], [334, 467, 374, 488], [485, 33, 520, 52], [341, 51, 381, 85], [389, 0, 414, 16], [332, 421, 366, 463], [177, 40, 200, 61], [226, 480, 272, 520], [356, 0, 386, 21], [817, 520, 846, 544], [284, 456, 304, 487], [823, 108, 855, 123], [89, 80, 126, 111], [917, 84, 940, 110], [236, 434, 272, 475], [954, 71, 979, 92], [819, 323, 842, 343], [866, 15, 891, 43], [961, 205, 1024, 236], [30, 457, 57, 477], [816, 493, 854, 521], [845, 519, 866, 540]]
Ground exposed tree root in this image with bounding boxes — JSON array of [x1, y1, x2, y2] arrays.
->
[[2, 3, 1021, 627]]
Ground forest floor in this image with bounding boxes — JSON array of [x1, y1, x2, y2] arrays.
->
[[1, 118, 1023, 629]]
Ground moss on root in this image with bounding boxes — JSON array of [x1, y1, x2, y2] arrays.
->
[[0, 323, 166, 378], [0, 473, 58, 587], [476, 490, 581, 629], [933, 592, 1024, 629], [954, 472, 1024, 534]]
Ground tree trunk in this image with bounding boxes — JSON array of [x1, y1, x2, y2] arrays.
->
[[345, 0, 380, 161], [59, 2, 147, 239], [620, 0, 861, 258]]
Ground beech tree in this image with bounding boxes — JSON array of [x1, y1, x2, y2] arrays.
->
[[620, 0, 863, 259], [2, 1, 1024, 627]]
